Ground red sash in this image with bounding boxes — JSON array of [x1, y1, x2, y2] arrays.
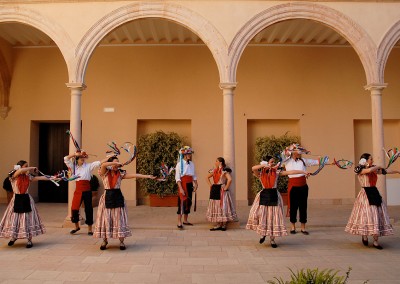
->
[[72, 180, 91, 210], [286, 176, 307, 217], [180, 175, 193, 201]]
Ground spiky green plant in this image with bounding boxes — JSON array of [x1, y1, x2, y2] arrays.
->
[[267, 267, 368, 284]]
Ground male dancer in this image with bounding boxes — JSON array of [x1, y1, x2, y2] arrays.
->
[[64, 151, 106, 235], [282, 144, 319, 235], [175, 146, 198, 229]]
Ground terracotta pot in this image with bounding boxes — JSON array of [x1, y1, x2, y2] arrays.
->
[[149, 194, 178, 207]]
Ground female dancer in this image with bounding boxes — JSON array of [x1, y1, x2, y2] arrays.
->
[[0, 160, 53, 248], [93, 156, 155, 250], [345, 153, 399, 249], [206, 157, 238, 231], [246, 156, 309, 248]]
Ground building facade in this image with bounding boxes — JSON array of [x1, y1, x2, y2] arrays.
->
[[1, 1, 400, 211]]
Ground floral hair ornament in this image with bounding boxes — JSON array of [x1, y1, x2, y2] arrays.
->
[[179, 146, 194, 155], [14, 165, 21, 170], [179, 146, 194, 175], [359, 158, 367, 166]]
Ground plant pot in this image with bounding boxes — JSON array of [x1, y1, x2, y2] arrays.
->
[[280, 192, 288, 206], [149, 194, 178, 207]]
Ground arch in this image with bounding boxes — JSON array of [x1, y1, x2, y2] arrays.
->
[[0, 6, 75, 93], [377, 19, 400, 84], [229, 2, 379, 85], [74, 2, 228, 84]]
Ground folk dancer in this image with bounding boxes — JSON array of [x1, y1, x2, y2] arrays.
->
[[247, 156, 310, 248], [282, 144, 319, 235], [0, 161, 53, 248], [345, 153, 399, 249], [175, 146, 198, 229], [93, 156, 155, 250], [64, 151, 107, 235], [206, 157, 238, 231]]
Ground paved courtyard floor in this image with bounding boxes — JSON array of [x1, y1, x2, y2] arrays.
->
[[0, 203, 400, 284]]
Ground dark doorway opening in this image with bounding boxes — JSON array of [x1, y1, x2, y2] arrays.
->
[[38, 123, 69, 202]]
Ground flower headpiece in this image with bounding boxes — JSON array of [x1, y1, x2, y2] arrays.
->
[[179, 146, 194, 155]]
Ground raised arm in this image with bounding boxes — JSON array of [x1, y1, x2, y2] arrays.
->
[[251, 164, 268, 177], [360, 165, 381, 175], [99, 161, 121, 175], [13, 167, 37, 178], [124, 173, 155, 180]]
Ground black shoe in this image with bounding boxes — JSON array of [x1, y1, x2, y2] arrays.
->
[[373, 243, 383, 250], [100, 240, 108, 250], [177, 225, 183, 229], [183, 222, 193, 226], [120, 242, 126, 250], [26, 240, 33, 248], [301, 230, 309, 235], [290, 230, 296, 234], [220, 227, 227, 231], [88, 232, 93, 236], [270, 241, 278, 248], [70, 228, 80, 234], [210, 227, 222, 231], [259, 236, 266, 244], [362, 237, 368, 246], [8, 239, 16, 246]]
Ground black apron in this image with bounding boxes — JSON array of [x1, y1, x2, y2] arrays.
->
[[259, 188, 278, 206], [105, 189, 125, 208], [209, 184, 221, 200], [363, 187, 382, 206], [14, 194, 32, 213]]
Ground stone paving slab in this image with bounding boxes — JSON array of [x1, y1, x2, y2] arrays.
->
[[0, 203, 399, 283]]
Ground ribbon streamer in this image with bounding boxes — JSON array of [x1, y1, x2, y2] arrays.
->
[[66, 130, 81, 152], [158, 162, 174, 181], [333, 158, 353, 170], [106, 142, 137, 166], [310, 156, 330, 176], [384, 147, 400, 169]]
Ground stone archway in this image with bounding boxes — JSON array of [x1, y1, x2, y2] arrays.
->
[[74, 2, 228, 84], [377, 19, 400, 84], [228, 2, 379, 85], [0, 6, 75, 118]]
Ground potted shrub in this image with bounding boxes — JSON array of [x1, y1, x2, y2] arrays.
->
[[252, 133, 300, 205], [136, 131, 185, 206]]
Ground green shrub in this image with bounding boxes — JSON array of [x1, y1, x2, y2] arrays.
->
[[136, 131, 185, 196], [267, 267, 366, 284], [252, 133, 300, 194]]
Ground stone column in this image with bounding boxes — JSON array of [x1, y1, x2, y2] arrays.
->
[[220, 83, 237, 205], [64, 83, 86, 227], [365, 84, 387, 201]]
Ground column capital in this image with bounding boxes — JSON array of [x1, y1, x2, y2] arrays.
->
[[0, 106, 10, 119], [219, 82, 237, 91], [364, 83, 387, 92], [65, 82, 87, 91]]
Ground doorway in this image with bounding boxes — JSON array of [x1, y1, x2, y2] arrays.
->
[[38, 123, 69, 202]]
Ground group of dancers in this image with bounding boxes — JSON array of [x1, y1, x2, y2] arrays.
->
[[0, 143, 398, 251]]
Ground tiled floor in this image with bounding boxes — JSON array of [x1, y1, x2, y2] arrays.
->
[[0, 203, 399, 283]]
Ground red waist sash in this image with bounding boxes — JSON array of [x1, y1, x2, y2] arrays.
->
[[76, 180, 91, 192], [180, 176, 193, 201], [286, 176, 307, 217]]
